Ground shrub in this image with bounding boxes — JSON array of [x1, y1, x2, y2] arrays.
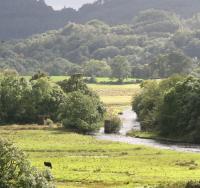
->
[[104, 115, 122, 134], [45, 118, 54, 126], [185, 181, 200, 188], [84, 76, 97, 83], [58, 91, 105, 134], [0, 138, 55, 188]]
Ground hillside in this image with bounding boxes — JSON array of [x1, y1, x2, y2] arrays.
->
[[1, 9, 200, 78], [0, 0, 76, 40], [78, 0, 200, 24], [1, 0, 200, 40]]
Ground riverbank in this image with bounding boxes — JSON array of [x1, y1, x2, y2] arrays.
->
[[127, 131, 187, 144]]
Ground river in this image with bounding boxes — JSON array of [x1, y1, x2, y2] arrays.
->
[[96, 108, 200, 153]]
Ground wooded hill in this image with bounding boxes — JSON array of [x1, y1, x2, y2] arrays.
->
[[1, 0, 200, 40], [1, 9, 200, 78], [0, 9, 200, 78]]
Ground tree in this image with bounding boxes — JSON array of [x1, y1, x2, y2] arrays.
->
[[111, 56, 131, 81], [0, 138, 54, 188], [58, 74, 96, 97], [58, 91, 105, 133], [0, 73, 66, 124], [31, 77, 67, 122], [150, 51, 192, 78], [84, 59, 111, 77], [0, 74, 32, 123], [158, 76, 200, 143], [132, 75, 183, 130]]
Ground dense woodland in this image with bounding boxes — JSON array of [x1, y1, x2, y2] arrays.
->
[[0, 71, 105, 133], [1, 9, 200, 78], [133, 75, 200, 143]]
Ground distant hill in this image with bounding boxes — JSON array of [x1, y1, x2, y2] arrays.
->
[[1, 10, 200, 78], [78, 0, 200, 23], [1, 0, 200, 40], [0, 0, 76, 40]]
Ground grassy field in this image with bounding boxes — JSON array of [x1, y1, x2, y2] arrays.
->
[[89, 84, 140, 113], [1, 126, 200, 188]]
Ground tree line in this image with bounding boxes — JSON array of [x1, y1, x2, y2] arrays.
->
[[0, 70, 105, 133], [133, 75, 200, 143]]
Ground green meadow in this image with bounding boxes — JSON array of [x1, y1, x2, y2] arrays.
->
[[1, 126, 200, 188], [89, 83, 140, 113]]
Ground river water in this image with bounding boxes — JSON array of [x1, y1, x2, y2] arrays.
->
[[96, 108, 200, 153]]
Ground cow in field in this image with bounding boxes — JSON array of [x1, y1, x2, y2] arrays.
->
[[44, 162, 52, 169]]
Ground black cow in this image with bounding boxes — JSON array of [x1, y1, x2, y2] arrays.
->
[[44, 162, 52, 169]]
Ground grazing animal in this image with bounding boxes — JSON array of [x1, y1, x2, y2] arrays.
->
[[44, 162, 52, 169]]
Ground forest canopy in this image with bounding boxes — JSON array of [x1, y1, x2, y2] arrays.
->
[[1, 9, 200, 78]]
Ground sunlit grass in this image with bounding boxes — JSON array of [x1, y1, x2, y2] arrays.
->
[[1, 127, 200, 188], [89, 84, 140, 114]]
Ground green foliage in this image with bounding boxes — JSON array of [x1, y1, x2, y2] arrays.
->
[[59, 91, 105, 133], [0, 72, 67, 124], [0, 138, 54, 188], [132, 75, 183, 131], [1, 8, 199, 79], [133, 75, 200, 143], [104, 115, 122, 134], [30, 71, 48, 81], [31, 77, 67, 122], [185, 181, 200, 188], [132, 9, 181, 34], [84, 59, 111, 77], [57, 74, 105, 133], [150, 51, 192, 78], [58, 74, 96, 97], [0, 72, 105, 134], [111, 56, 131, 81], [158, 77, 200, 142]]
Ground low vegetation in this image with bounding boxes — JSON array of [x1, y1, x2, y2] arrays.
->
[[104, 115, 122, 134]]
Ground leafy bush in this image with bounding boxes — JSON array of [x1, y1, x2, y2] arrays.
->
[[84, 76, 97, 84], [104, 115, 122, 134], [0, 138, 55, 188], [185, 181, 200, 188], [45, 118, 54, 126], [58, 91, 105, 133]]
